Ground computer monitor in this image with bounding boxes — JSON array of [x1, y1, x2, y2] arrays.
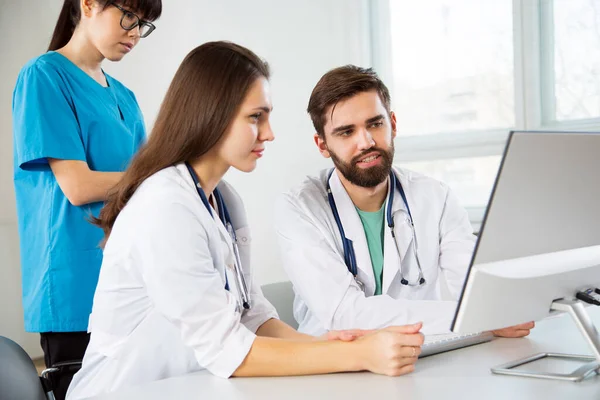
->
[[450, 131, 600, 381]]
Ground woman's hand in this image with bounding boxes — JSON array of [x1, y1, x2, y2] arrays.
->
[[320, 329, 374, 342], [356, 322, 424, 376]]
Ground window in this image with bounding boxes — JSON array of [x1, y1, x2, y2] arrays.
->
[[388, 0, 514, 136], [371, 0, 600, 226], [400, 155, 502, 208], [541, 0, 600, 124]]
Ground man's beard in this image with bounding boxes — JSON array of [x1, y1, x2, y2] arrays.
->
[[328, 142, 395, 188]]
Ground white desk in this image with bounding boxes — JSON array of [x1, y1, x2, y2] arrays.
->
[[90, 307, 600, 400]]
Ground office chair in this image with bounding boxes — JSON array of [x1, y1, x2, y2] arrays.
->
[[0, 336, 81, 400], [261, 281, 298, 329]]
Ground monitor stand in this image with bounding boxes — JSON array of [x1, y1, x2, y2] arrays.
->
[[491, 299, 600, 382]]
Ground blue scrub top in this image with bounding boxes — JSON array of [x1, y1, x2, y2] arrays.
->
[[12, 51, 146, 332]]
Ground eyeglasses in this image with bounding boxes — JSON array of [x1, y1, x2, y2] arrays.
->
[[112, 3, 156, 38]]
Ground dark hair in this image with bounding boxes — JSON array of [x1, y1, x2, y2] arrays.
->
[[307, 65, 391, 137], [48, 0, 162, 51], [94, 41, 270, 245]]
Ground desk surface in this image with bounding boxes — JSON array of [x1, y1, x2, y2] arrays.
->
[[90, 307, 600, 400]]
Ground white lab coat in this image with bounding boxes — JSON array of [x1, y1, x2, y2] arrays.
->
[[67, 164, 278, 400], [274, 167, 476, 336]]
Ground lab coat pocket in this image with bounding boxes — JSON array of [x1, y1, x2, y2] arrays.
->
[[410, 243, 440, 299], [234, 226, 252, 247], [234, 226, 252, 271], [234, 226, 253, 292], [421, 257, 439, 287], [420, 241, 441, 280]]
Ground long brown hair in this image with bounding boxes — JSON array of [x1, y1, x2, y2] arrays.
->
[[94, 41, 270, 245], [48, 0, 162, 51]]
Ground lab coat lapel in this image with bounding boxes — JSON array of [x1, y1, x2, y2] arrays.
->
[[329, 171, 376, 295], [175, 164, 235, 266], [382, 168, 413, 294]]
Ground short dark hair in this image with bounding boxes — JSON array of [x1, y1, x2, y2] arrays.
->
[[307, 65, 391, 136]]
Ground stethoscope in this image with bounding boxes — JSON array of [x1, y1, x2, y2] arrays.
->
[[326, 169, 426, 290], [185, 162, 251, 310]]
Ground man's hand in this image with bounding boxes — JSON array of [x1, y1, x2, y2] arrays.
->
[[492, 322, 535, 338]]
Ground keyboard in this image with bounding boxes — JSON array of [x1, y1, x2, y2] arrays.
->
[[419, 331, 494, 358]]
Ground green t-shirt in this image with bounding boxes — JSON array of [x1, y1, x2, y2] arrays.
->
[[355, 204, 385, 295]]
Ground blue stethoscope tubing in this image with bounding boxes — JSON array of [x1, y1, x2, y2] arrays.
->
[[326, 169, 425, 288], [185, 162, 251, 309]]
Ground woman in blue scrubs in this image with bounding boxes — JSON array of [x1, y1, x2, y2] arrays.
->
[[12, 1, 161, 398]]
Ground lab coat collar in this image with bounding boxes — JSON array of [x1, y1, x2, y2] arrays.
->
[[328, 170, 377, 295], [175, 163, 235, 256], [328, 167, 415, 295]]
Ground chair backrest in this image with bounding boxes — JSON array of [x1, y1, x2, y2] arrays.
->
[[261, 281, 298, 329], [0, 336, 46, 400]]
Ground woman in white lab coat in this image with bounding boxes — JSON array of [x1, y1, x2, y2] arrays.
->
[[66, 42, 425, 400]]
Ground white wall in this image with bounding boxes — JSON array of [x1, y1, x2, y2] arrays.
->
[[0, 0, 370, 356], [104, 0, 370, 284]]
